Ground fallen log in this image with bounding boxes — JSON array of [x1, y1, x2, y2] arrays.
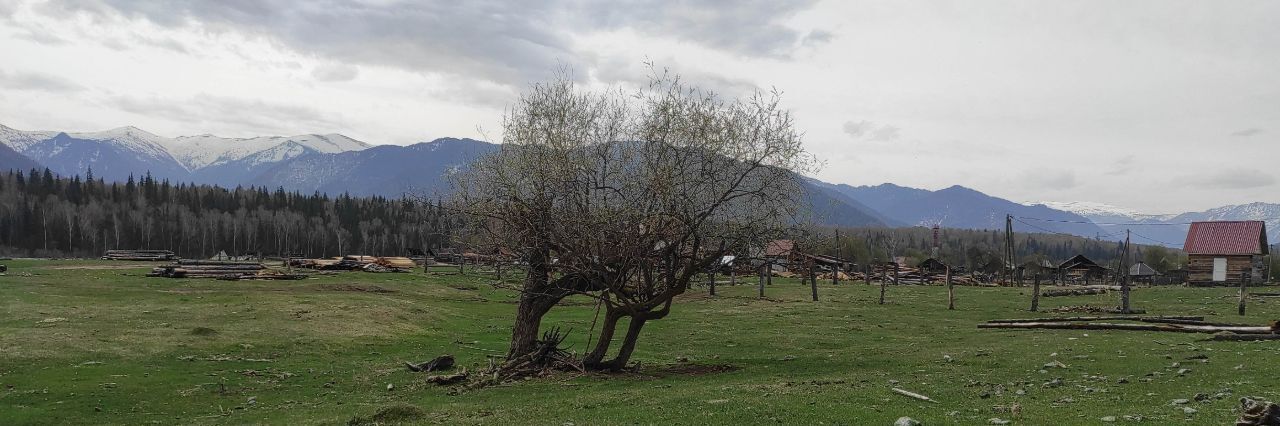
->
[[891, 387, 938, 403], [405, 355, 455, 373], [1040, 288, 1107, 297], [987, 316, 1204, 324], [426, 369, 469, 386], [1209, 334, 1280, 342], [978, 321, 1277, 335]]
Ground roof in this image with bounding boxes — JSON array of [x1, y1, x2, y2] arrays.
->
[[1059, 254, 1105, 270], [917, 258, 949, 270], [1183, 221, 1268, 255], [765, 240, 795, 257], [1129, 262, 1159, 277]]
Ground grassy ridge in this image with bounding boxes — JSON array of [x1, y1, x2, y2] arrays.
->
[[2, 259, 1279, 425]]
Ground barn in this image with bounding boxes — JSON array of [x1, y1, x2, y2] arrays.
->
[[1183, 221, 1268, 286]]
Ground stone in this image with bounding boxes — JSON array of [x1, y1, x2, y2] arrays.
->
[[1100, 416, 1117, 422], [894, 417, 921, 426], [988, 418, 1010, 425], [1171, 399, 1190, 405]]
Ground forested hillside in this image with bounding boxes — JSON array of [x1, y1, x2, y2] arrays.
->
[[0, 169, 458, 258], [0, 167, 1195, 274]]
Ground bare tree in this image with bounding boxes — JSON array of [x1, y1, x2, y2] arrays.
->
[[453, 67, 814, 372]]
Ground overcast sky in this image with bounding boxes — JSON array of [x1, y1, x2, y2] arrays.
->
[[1, 0, 1276, 212]]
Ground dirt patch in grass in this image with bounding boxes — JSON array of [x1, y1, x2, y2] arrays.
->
[[317, 284, 397, 293], [347, 404, 426, 425], [189, 327, 218, 336]]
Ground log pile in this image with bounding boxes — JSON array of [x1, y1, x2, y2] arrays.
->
[[376, 257, 417, 269], [147, 260, 265, 279], [1040, 288, 1107, 297], [979, 316, 1280, 336], [289, 255, 415, 272], [218, 270, 308, 281], [846, 266, 982, 286], [103, 250, 175, 261]]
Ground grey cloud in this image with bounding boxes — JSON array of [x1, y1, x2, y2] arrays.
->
[[1231, 128, 1263, 137], [111, 93, 342, 136], [311, 63, 359, 82], [1105, 155, 1135, 176], [801, 29, 834, 47], [1178, 169, 1277, 190], [580, 0, 827, 59], [593, 56, 760, 100], [41, 0, 823, 89], [13, 28, 68, 45], [842, 120, 874, 138], [1019, 169, 1078, 190], [842, 120, 900, 141], [871, 125, 900, 142], [0, 69, 85, 93]]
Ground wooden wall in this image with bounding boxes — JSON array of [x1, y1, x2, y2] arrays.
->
[[1187, 255, 1263, 285]]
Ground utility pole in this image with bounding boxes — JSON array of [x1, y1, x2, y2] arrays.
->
[[946, 266, 955, 310], [1004, 214, 1015, 286], [1120, 229, 1132, 314]]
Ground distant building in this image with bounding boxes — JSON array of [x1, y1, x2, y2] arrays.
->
[[1183, 221, 1269, 285], [1128, 261, 1160, 283], [1058, 254, 1107, 281]]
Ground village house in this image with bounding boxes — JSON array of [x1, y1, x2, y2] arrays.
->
[[1183, 221, 1269, 286]]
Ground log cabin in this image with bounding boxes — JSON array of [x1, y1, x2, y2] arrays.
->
[[1183, 221, 1268, 286]]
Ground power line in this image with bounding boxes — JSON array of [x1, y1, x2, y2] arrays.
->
[[1129, 230, 1180, 247]]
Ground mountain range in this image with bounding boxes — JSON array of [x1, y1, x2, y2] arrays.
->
[[1033, 201, 1280, 247], [1, 123, 1276, 245]]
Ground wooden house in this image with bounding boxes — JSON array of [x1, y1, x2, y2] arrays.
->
[[1058, 254, 1107, 282], [1183, 221, 1268, 286]]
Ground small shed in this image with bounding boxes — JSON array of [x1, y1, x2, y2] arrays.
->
[[917, 258, 949, 274], [1183, 221, 1268, 285]]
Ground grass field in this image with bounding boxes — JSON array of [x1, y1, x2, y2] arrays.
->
[[2, 259, 1279, 425]]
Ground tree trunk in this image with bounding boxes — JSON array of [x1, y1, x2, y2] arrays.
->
[[506, 248, 553, 360], [584, 310, 623, 367], [602, 316, 648, 371]]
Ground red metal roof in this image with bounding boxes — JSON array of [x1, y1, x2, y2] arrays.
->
[[1182, 221, 1268, 255]]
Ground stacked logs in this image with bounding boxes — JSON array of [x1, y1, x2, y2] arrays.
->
[[103, 250, 176, 261], [148, 260, 265, 279], [290, 255, 416, 272]]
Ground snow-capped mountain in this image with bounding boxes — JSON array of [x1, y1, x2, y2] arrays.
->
[[167, 133, 371, 184], [1037, 200, 1279, 247], [1033, 201, 1143, 220], [0, 124, 57, 152], [0, 124, 371, 186], [22, 126, 190, 182], [166, 133, 370, 170]]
